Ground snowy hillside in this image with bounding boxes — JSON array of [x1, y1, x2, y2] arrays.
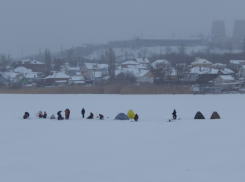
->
[[1, 94, 245, 182], [84, 46, 244, 62], [85, 46, 208, 62]]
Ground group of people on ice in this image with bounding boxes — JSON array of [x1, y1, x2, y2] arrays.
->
[[23, 108, 105, 121], [23, 108, 176, 121]]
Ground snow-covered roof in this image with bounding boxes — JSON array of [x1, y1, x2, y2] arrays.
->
[[2, 72, 22, 79], [213, 63, 226, 66], [70, 75, 85, 81], [218, 75, 235, 81], [45, 72, 70, 79], [20, 59, 44, 64], [188, 67, 219, 74], [134, 58, 150, 64], [102, 76, 110, 80], [74, 81, 85, 84], [83, 63, 108, 70], [191, 58, 212, 65], [24, 73, 39, 79], [120, 68, 151, 77], [229, 60, 245, 64], [219, 68, 234, 74], [66, 67, 80, 71], [14, 67, 33, 73], [121, 60, 139, 65], [152, 60, 170, 69]]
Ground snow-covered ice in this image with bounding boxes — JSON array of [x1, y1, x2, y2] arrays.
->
[[1, 94, 245, 182]]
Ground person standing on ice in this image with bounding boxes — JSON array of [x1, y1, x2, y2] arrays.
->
[[39, 111, 43, 118], [81, 108, 85, 118], [172, 109, 177, 119], [43, 111, 47, 118], [134, 114, 139, 121], [65, 109, 70, 119]]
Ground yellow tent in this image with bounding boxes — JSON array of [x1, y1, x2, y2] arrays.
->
[[127, 110, 135, 119]]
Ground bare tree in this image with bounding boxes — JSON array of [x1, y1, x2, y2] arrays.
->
[[53, 58, 64, 71], [108, 48, 116, 79], [45, 49, 52, 76], [0, 53, 11, 72], [67, 48, 76, 66]]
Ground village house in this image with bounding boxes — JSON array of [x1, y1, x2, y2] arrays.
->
[[228, 60, 245, 70], [212, 63, 226, 69], [115, 68, 154, 84], [44, 72, 70, 85], [213, 75, 237, 89], [68, 75, 85, 86], [183, 67, 234, 83], [133, 58, 151, 67], [2, 72, 28, 86], [65, 67, 81, 76], [191, 57, 213, 68], [13, 67, 43, 84], [81, 63, 108, 81], [238, 65, 245, 78], [12, 59, 45, 73], [151, 60, 171, 69], [121, 60, 139, 68], [121, 58, 151, 69]]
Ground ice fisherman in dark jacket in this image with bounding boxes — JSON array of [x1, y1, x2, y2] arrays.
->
[[134, 114, 139, 121], [87, 112, 93, 119], [23, 112, 29, 119], [172, 109, 177, 119], [99, 114, 104, 120], [81, 108, 85, 118], [57, 111, 64, 120], [43, 111, 47, 118]]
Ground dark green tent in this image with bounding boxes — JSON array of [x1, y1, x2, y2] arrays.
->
[[194, 111, 205, 119]]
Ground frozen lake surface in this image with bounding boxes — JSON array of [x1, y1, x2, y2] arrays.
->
[[0, 94, 245, 182]]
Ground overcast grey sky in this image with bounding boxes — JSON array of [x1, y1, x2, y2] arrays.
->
[[0, 0, 245, 58]]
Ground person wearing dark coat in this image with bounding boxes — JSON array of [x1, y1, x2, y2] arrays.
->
[[99, 114, 104, 120], [65, 109, 70, 119], [43, 111, 47, 118], [172, 109, 177, 119], [81, 108, 85, 118], [134, 114, 139, 121], [57, 111, 64, 120], [87, 112, 94, 119], [23, 112, 29, 119]]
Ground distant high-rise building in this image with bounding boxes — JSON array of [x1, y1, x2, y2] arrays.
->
[[233, 20, 245, 42], [211, 20, 226, 38]]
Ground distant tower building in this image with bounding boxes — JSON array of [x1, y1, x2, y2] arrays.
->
[[233, 20, 245, 42], [211, 20, 226, 38]]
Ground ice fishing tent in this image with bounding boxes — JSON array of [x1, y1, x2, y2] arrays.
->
[[194, 111, 205, 119], [50, 114, 56, 119], [115, 113, 129, 120], [210, 111, 220, 119], [127, 110, 135, 119]]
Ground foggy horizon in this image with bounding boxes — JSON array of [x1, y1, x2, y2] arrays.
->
[[1, 0, 245, 58]]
